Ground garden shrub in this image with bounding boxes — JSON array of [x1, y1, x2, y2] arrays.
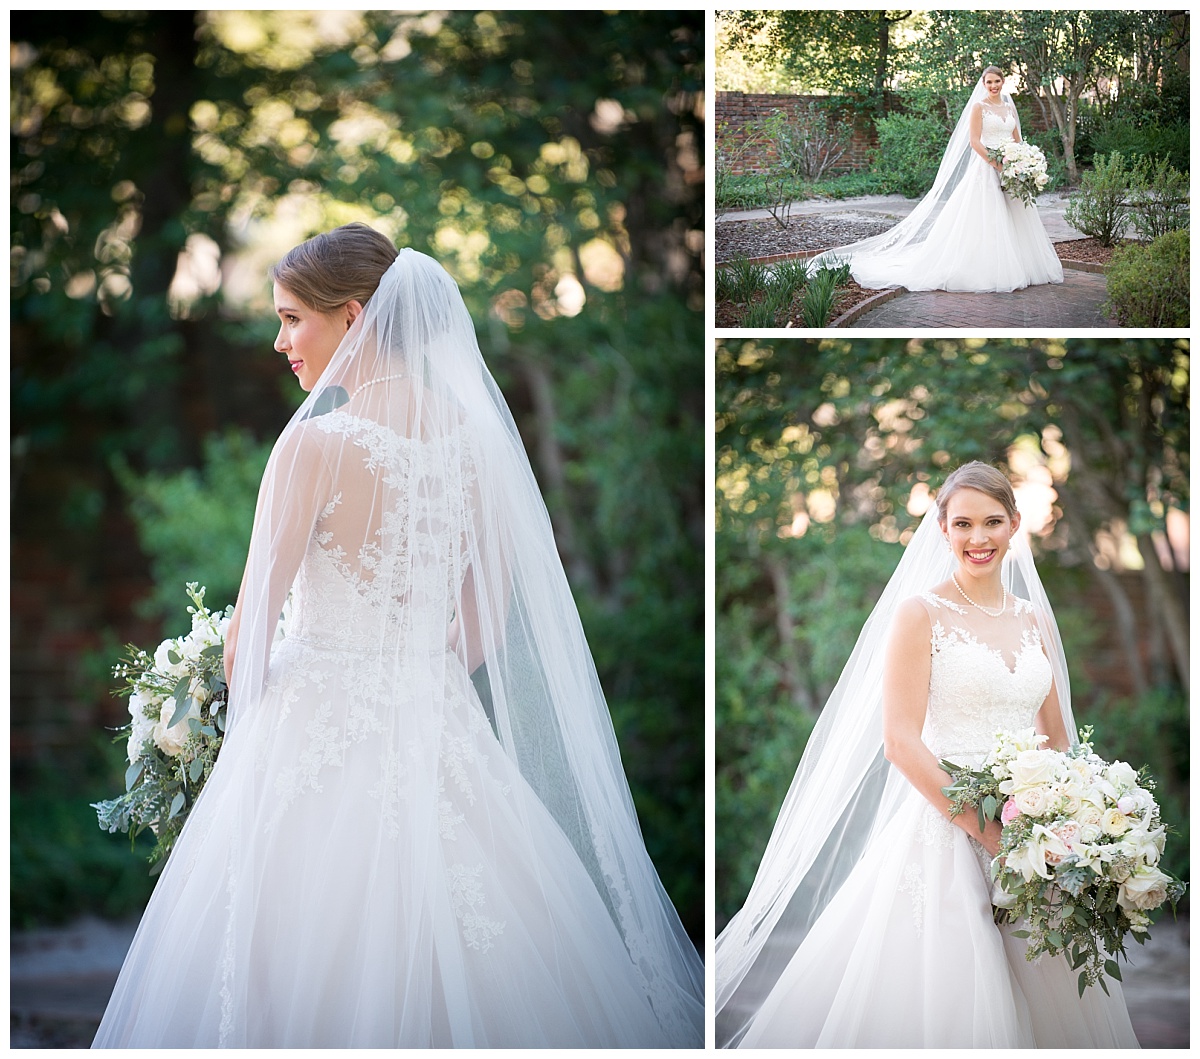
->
[[1129, 156, 1189, 241], [1104, 228, 1188, 327], [870, 112, 946, 198], [1087, 116, 1189, 173], [1064, 152, 1133, 246], [116, 429, 273, 622]]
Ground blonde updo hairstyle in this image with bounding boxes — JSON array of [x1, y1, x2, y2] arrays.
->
[[935, 461, 1018, 526], [269, 222, 399, 314]]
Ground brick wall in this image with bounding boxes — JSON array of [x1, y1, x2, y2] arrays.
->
[[716, 90, 1053, 176], [715, 91, 892, 176]]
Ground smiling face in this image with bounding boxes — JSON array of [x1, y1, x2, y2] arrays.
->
[[273, 282, 361, 391], [983, 72, 1004, 99], [941, 486, 1021, 582]]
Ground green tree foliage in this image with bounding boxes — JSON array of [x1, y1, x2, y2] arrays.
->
[[715, 339, 1189, 925], [718, 10, 920, 110], [11, 11, 703, 934]]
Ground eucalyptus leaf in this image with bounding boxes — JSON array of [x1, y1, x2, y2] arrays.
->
[[189, 756, 204, 783], [1077, 971, 1087, 998], [1105, 959, 1122, 981], [168, 649, 182, 666], [125, 758, 145, 791], [168, 791, 186, 819], [1009, 929, 1031, 938], [168, 693, 194, 729]]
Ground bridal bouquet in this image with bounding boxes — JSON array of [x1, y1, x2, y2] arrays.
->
[[93, 583, 231, 871], [987, 141, 1050, 206], [941, 727, 1185, 996]]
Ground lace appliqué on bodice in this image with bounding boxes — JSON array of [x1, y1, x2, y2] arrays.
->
[[980, 103, 1018, 149], [919, 592, 1052, 764]]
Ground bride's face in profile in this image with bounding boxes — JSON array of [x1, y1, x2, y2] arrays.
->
[[983, 72, 1005, 101], [941, 487, 1020, 581], [272, 282, 361, 392]]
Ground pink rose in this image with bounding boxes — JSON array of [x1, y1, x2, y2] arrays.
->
[[1001, 798, 1020, 824]]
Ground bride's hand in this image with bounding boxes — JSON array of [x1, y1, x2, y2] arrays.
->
[[977, 816, 1003, 857]]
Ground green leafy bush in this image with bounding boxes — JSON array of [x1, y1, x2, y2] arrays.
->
[[870, 113, 947, 198], [1104, 228, 1189, 327], [116, 429, 273, 622], [1064, 152, 1133, 247], [1087, 116, 1189, 173], [807, 170, 889, 200], [1129, 156, 1189, 241]]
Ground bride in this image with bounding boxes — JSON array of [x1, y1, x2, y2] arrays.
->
[[812, 67, 1064, 292], [716, 462, 1139, 1048], [93, 224, 703, 1047]]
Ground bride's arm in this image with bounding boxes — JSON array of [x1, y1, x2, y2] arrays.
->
[[1035, 675, 1071, 752], [882, 597, 1003, 855], [968, 103, 1002, 171]]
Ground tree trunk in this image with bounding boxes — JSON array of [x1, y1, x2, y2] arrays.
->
[[764, 553, 812, 715], [1135, 533, 1190, 693], [1089, 564, 1148, 699]]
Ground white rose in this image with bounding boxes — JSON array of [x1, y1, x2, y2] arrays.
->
[[1118, 867, 1173, 912], [1008, 749, 1060, 790], [153, 693, 202, 757], [1106, 760, 1139, 791], [1078, 822, 1102, 844], [1013, 786, 1049, 817], [153, 638, 188, 680], [1102, 808, 1130, 836]]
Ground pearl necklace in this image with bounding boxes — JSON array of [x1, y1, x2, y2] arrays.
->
[[952, 572, 1007, 617], [349, 373, 404, 400]]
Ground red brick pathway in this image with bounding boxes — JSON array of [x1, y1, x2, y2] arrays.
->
[[847, 269, 1113, 328]]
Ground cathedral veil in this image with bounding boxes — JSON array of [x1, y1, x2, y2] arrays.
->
[[216, 247, 703, 1043]]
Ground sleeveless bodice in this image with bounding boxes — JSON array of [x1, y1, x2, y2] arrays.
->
[[919, 591, 1052, 763], [980, 103, 1018, 149], [283, 411, 474, 657]]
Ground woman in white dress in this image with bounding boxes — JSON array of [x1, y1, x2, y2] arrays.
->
[[811, 67, 1064, 292], [716, 462, 1138, 1048], [93, 224, 703, 1047]]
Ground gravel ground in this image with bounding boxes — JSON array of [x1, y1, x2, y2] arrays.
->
[[715, 214, 897, 264]]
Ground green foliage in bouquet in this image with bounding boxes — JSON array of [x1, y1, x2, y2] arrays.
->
[[92, 583, 230, 872], [942, 727, 1186, 997]]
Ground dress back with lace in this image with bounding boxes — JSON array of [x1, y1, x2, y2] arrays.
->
[[917, 591, 1052, 764]]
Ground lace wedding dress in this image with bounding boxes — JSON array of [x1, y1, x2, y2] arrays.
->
[[735, 592, 1139, 1048], [809, 82, 1065, 293], [93, 249, 703, 1047]]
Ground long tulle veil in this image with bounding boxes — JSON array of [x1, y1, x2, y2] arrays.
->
[[810, 73, 1022, 274], [715, 498, 1074, 1047], [222, 248, 703, 1043]]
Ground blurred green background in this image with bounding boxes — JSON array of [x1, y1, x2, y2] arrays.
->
[[715, 339, 1189, 929], [11, 10, 703, 941]]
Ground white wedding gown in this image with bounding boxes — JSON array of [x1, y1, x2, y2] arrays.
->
[[737, 592, 1139, 1048], [850, 102, 1064, 292], [93, 413, 694, 1047]]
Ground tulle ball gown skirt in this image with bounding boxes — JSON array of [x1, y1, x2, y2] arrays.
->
[[850, 154, 1065, 293], [736, 788, 1139, 1048], [92, 640, 686, 1047]]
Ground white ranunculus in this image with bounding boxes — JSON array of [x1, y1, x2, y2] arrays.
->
[[1118, 866, 1173, 912]]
